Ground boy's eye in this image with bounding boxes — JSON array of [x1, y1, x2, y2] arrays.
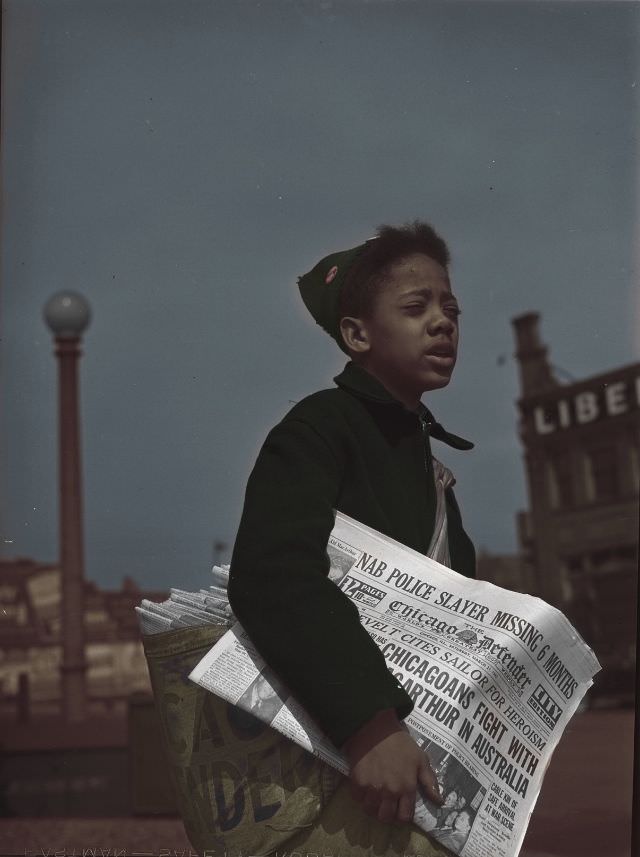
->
[[402, 302, 461, 318]]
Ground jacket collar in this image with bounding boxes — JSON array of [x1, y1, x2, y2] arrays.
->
[[334, 361, 474, 451]]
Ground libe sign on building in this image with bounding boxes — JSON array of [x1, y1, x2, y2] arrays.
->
[[532, 372, 640, 435]]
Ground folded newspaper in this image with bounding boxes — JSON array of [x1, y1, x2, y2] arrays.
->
[[138, 512, 600, 857]]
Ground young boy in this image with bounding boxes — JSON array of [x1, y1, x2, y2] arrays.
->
[[227, 220, 475, 849]]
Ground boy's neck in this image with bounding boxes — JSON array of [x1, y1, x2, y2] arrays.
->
[[353, 360, 422, 412]]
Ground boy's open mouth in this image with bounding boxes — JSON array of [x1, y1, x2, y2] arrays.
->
[[424, 342, 455, 357], [423, 343, 456, 368], [424, 353, 455, 369]]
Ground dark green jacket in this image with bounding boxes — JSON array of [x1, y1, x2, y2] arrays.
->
[[227, 361, 475, 748]]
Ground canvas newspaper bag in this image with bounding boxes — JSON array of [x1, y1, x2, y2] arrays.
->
[[141, 513, 600, 857], [142, 623, 339, 857], [142, 623, 458, 857]]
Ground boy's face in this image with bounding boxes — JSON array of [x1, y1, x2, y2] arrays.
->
[[355, 253, 460, 405]]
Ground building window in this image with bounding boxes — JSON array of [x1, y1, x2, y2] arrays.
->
[[546, 452, 574, 508], [584, 446, 619, 502], [558, 560, 573, 602], [566, 555, 583, 573]]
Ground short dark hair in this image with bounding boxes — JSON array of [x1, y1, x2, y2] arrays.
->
[[337, 220, 451, 324]]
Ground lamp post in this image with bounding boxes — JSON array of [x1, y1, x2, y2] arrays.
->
[[43, 291, 91, 722], [633, 571, 640, 856]]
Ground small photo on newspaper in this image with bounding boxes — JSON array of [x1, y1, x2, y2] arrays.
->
[[189, 512, 601, 857]]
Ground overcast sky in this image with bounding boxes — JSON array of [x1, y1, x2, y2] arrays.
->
[[2, 0, 638, 593]]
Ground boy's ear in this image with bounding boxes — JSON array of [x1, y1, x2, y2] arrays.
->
[[339, 316, 370, 354]]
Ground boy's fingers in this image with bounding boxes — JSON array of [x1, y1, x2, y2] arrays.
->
[[397, 791, 415, 823], [376, 795, 398, 824], [361, 786, 383, 817]]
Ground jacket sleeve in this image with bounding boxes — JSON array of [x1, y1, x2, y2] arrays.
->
[[227, 416, 413, 748]]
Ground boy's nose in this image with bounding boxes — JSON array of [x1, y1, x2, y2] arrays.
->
[[428, 312, 456, 335]]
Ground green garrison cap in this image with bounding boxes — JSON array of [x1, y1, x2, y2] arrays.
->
[[297, 239, 375, 353]]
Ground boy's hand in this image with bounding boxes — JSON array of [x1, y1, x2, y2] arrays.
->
[[342, 708, 444, 824]]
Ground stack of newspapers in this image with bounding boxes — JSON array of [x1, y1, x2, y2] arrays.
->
[[136, 514, 601, 857], [134, 564, 233, 634]]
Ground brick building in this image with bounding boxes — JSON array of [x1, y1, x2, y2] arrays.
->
[[512, 313, 639, 699], [0, 557, 166, 718]]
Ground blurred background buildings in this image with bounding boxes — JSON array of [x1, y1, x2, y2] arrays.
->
[[0, 559, 160, 720], [480, 314, 638, 706], [511, 313, 638, 703]]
